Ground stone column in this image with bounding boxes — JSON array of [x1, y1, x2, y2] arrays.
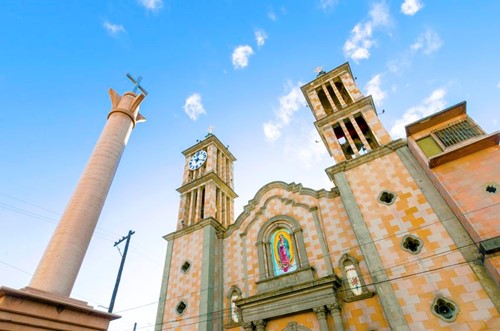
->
[[29, 89, 145, 297], [313, 306, 330, 331], [255, 319, 266, 331], [327, 303, 344, 331]]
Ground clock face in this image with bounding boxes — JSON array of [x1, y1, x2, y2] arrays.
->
[[188, 150, 208, 170]]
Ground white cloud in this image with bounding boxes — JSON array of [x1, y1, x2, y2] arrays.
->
[[268, 11, 277, 21], [387, 54, 411, 73], [255, 30, 268, 48], [263, 82, 306, 142], [401, 0, 424, 16], [365, 74, 387, 107], [370, 2, 390, 27], [232, 45, 254, 69], [343, 2, 390, 63], [411, 29, 442, 54], [319, 0, 338, 11], [294, 130, 329, 169], [496, 81, 500, 89], [276, 85, 305, 124], [183, 93, 206, 121], [263, 122, 281, 142], [103, 21, 125, 36], [343, 23, 374, 62], [390, 88, 447, 138], [138, 0, 163, 12]]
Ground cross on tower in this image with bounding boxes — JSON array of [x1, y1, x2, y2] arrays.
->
[[126, 73, 149, 95]]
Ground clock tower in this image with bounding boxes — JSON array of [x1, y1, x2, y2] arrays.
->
[[176, 133, 237, 229], [155, 133, 237, 330]]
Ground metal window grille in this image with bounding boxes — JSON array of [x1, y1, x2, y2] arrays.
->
[[433, 118, 483, 147]]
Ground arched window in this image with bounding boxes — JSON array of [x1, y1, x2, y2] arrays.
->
[[270, 227, 298, 276], [339, 253, 374, 302], [226, 285, 242, 326], [256, 216, 309, 280]]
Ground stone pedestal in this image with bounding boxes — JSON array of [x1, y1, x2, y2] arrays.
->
[[0, 286, 119, 331]]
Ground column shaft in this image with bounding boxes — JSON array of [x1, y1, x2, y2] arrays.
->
[[29, 91, 144, 297], [30, 112, 133, 296]]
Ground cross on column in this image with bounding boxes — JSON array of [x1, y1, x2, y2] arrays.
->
[[126, 73, 148, 95]]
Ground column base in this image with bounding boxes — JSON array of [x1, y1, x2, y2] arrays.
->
[[0, 286, 120, 331]]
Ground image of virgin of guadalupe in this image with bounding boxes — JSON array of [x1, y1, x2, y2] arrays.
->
[[271, 230, 297, 275], [277, 234, 291, 271]]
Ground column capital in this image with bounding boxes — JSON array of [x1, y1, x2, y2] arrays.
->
[[255, 319, 267, 331], [108, 89, 146, 128], [313, 306, 327, 319], [327, 302, 342, 312], [243, 322, 254, 331]]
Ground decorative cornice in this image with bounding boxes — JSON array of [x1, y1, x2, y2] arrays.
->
[[182, 134, 236, 161], [325, 139, 407, 181], [235, 274, 342, 306], [300, 62, 353, 93], [164, 217, 226, 241], [177, 171, 238, 198], [314, 95, 376, 129]]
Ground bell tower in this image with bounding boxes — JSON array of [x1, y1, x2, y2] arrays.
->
[[155, 133, 237, 330], [301, 63, 391, 163], [176, 133, 237, 229]]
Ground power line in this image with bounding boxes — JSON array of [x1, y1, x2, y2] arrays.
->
[[0, 193, 163, 266], [113, 238, 492, 323], [112, 201, 500, 314], [130, 253, 500, 330]]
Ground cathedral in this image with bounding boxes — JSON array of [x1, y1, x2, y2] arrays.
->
[[154, 62, 500, 330]]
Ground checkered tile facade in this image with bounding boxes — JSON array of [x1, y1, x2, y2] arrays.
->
[[161, 230, 204, 330], [344, 151, 499, 330], [221, 183, 389, 327]]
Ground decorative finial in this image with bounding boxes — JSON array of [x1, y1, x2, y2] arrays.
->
[[206, 125, 214, 137], [314, 66, 326, 77], [126, 73, 148, 95]]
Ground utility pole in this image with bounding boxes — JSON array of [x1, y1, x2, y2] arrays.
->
[[108, 230, 135, 313]]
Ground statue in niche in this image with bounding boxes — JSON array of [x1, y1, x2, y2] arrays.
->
[[271, 229, 297, 275], [230, 294, 240, 323], [345, 263, 362, 296]]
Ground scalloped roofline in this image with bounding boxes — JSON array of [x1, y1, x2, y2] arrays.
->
[[233, 181, 339, 227]]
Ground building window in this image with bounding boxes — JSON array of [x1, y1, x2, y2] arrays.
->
[[417, 117, 484, 158], [176, 300, 187, 315], [181, 261, 191, 273], [401, 235, 423, 254], [317, 87, 334, 115], [378, 190, 397, 205], [434, 118, 482, 147], [431, 296, 459, 322], [485, 183, 497, 194], [416, 136, 443, 157]]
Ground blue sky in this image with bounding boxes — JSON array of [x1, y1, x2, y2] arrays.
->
[[1, 0, 499, 330]]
